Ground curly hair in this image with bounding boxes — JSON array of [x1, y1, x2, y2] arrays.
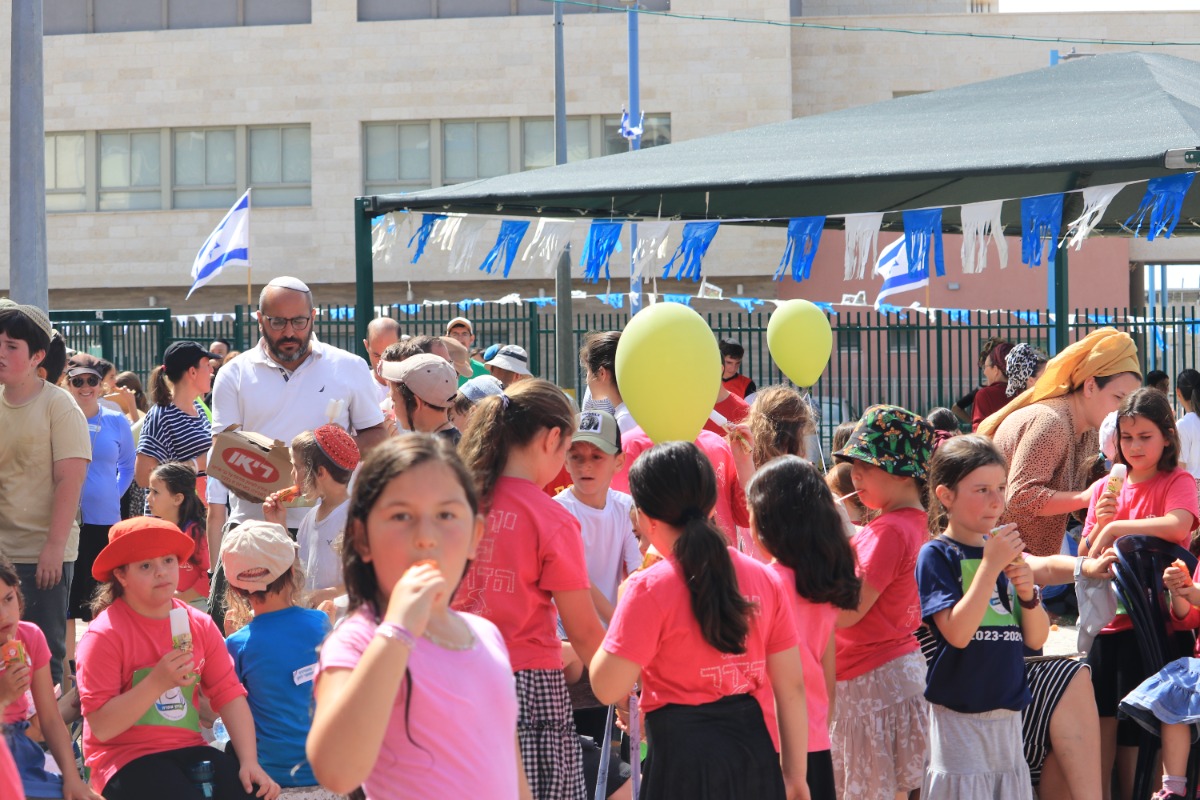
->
[[745, 386, 813, 467]]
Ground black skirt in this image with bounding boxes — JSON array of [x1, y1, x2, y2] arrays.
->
[[641, 694, 785, 800]]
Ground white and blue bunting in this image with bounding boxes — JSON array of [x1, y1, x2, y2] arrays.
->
[[379, 171, 1198, 287]]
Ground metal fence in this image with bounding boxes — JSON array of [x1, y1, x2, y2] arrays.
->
[[50, 303, 1200, 451]]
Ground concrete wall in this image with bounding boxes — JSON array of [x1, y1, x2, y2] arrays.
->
[[0, 2, 1195, 312]]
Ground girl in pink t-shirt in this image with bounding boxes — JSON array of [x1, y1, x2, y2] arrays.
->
[[451, 379, 606, 800], [309, 435, 527, 800], [1080, 388, 1200, 800], [829, 404, 936, 800], [146, 460, 210, 606], [591, 441, 809, 800], [746, 455, 862, 800], [76, 517, 276, 799], [0, 557, 100, 800]]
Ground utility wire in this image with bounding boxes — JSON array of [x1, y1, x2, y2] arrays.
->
[[540, 0, 1200, 47]]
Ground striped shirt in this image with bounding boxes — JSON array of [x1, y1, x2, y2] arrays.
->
[[137, 401, 211, 465]]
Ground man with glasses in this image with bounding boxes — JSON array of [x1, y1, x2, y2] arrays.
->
[[209, 275, 387, 535]]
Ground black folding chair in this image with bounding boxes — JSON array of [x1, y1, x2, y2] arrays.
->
[[1112, 535, 1200, 800]]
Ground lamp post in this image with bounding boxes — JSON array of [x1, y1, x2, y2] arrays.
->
[[621, 0, 643, 316], [10, 1, 49, 309], [553, 1, 575, 393]]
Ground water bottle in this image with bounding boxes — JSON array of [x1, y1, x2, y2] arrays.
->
[[211, 717, 230, 749], [188, 760, 216, 799]]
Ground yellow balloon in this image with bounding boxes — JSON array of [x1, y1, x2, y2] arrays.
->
[[616, 303, 721, 444], [767, 299, 833, 387]]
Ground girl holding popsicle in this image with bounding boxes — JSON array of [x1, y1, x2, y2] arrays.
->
[[1080, 388, 1199, 800], [917, 435, 1049, 800], [75, 517, 278, 800], [307, 434, 531, 799], [147, 460, 210, 609], [0, 556, 101, 800]]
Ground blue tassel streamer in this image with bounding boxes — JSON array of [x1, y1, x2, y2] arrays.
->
[[596, 293, 625, 310], [663, 294, 692, 306], [944, 309, 970, 324], [812, 301, 836, 315], [775, 217, 825, 282], [877, 303, 906, 316], [1088, 313, 1114, 325], [396, 304, 422, 315], [1125, 173, 1197, 241], [580, 221, 624, 283], [527, 297, 557, 307], [1154, 326, 1168, 352], [1011, 311, 1039, 325], [478, 220, 531, 278], [901, 209, 945, 279], [663, 221, 721, 281], [1020, 194, 1064, 267], [408, 213, 446, 265], [730, 297, 764, 313], [456, 298, 485, 311]]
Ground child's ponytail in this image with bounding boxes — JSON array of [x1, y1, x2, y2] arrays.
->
[[629, 441, 753, 654], [458, 378, 575, 511]]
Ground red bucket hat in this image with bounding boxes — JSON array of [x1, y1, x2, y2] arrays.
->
[[92, 517, 195, 582]]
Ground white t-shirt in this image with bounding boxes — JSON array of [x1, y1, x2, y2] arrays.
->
[[553, 487, 641, 606], [297, 498, 348, 593], [211, 337, 384, 527], [1179, 413, 1200, 479], [613, 402, 637, 437]]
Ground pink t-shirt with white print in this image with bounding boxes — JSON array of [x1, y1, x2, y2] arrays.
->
[[1, 621, 50, 724], [770, 563, 837, 752]]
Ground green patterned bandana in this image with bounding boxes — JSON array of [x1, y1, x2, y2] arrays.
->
[[834, 404, 935, 481]]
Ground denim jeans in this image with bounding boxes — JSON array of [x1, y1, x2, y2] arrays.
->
[[15, 560, 74, 687]]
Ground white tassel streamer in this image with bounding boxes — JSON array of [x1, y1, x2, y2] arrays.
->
[[959, 200, 1007, 274], [843, 213, 884, 280], [1064, 183, 1129, 251], [448, 217, 489, 273], [521, 219, 574, 277], [630, 221, 672, 279]]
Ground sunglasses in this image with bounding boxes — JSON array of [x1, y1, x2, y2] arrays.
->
[[261, 314, 312, 332], [70, 376, 100, 388]]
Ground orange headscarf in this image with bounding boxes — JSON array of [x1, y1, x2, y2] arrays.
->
[[977, 327, 1140, 438]]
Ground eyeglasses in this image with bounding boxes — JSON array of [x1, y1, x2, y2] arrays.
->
[[70, 376, 100, 388], [260, 314, 312, 332]]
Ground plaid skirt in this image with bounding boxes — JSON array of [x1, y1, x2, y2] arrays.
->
[[516, 669, 586, 800]]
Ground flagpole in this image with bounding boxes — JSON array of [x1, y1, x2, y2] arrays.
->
[[246, 188, 253, 307]]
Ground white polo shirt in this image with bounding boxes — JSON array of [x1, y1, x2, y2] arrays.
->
[[211, 336, 385, 526]]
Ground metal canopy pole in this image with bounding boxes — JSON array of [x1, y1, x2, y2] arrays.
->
[[553, 1, 575, 393], [353, 197, 375, 361]]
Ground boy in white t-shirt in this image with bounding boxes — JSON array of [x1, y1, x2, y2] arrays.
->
[[554, 410, 642, 625]]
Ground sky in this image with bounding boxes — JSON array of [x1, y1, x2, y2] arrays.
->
[[1000, 0, 1200, 10]]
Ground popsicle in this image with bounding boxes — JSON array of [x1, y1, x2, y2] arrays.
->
[[169, 606, 192, 652]]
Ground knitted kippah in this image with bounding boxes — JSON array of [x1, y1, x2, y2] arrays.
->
[[313, 424, 360, 472], [1, 302, 53, 341]]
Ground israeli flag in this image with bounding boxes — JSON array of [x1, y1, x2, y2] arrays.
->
[[186, 189, 250, 299], [873, 236, 926, 310]]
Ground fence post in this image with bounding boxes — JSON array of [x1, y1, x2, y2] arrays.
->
[[527, 301, 541, 379], [155, 311, 170, 365], [99, 319, 115, 366], [934, 309, 944, 407]]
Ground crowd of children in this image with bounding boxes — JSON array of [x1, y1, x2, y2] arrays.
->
[[17, 302, 1200, 800]]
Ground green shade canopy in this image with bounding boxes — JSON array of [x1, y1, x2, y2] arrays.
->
[[372, 52, 1200, 232]]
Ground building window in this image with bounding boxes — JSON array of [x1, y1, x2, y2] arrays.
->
[[602, 113, 671, 156], [364, 122, 432, 194], [249, 126, 312, 207], [99, 131, 162, 211], [45, 133, 87, 213], [889, 326, 920, 352], [838, 324, 861, 352], [443, 120, 509, 183], [173, 129, 237, 209], [45, 0, 311, 34], [521, 118, 590, 170]]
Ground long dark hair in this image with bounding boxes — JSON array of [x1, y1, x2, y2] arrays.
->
[[150, 461, 206, 567], [1178, 369, 1200, 414], [747, 456, 860, 610], [628, 441, 753, 654], [342, 435, 480, 617], [458, 378, 574, 511], [1116, 387, 1181, 473], [580, 331, 620, 392], [926, 435, 1008, 534]]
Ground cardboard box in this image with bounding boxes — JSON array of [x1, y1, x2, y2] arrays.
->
[[208, 426, 294, 504]]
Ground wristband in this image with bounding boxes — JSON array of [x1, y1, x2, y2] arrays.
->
[[375, 622, 416, 649]]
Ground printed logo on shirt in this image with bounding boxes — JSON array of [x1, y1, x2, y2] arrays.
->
[[131, 667, 200, 731], [293, 663, 318, 685], [700, 659, 766, 695], [457, 511, 519, 616], [960, 559, 1019, 628]]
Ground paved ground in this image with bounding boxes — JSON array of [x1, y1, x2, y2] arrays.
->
[[1043, 621, 1081, 657]]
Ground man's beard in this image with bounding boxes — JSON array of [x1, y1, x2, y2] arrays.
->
[[262, 326, 312, 364]]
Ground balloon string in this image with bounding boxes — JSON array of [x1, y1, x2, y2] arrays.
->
[[801, 391, 828, 475]]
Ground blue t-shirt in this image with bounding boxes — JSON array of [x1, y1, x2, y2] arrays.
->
[[224, 605, 331, 786], [81, 405, 136, 525], [916, 536, 1031, 713]]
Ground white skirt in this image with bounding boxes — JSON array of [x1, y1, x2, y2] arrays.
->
[[922, 703, 1033, 800]]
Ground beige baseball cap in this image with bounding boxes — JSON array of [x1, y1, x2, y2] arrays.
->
[[573, 410, 622, 455], [381, 353, 459, 408], [220, 521, 298, 592]]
